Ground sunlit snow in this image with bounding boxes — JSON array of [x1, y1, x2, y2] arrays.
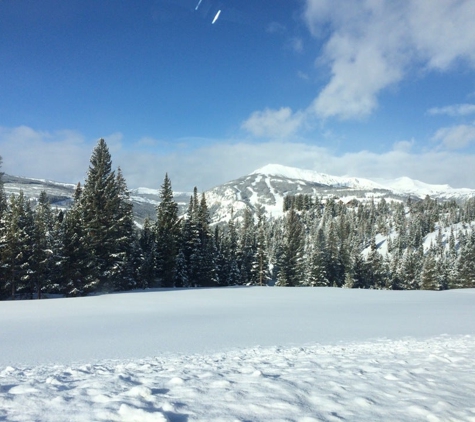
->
[[1, 287, 475, 421]]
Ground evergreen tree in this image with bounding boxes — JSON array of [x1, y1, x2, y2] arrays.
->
[[137, 217, 157, 289], [365, 237, 387, 289], [306, 245, 329, 286], [325, 220, 344, 287], [250, 207, 270, 285], [238, 208, 256, 285], [155, 173, 180, 287], [1, 192, 35, 298], [456, 230, 475, 288], [196, 193, 218, 286], [60, 184, 97, 296], [79, 139, 134, 292], [110, 168, 136, 291], [277, 206, 305, 286], [223, 212, 241, 285], [31, 191, 55, 298], [420, 250, 440, 290]]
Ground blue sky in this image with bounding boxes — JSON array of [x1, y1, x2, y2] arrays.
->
[[1, 0, 475, 191]]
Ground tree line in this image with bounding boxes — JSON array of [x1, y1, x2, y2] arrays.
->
[[1, 139, 475, 300]]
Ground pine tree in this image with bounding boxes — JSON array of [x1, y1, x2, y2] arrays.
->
[[250, 207, 270, 285], [60, 184, 97, 296], [223, 212, 241, 285], [196, 193, 218, 286], [181, 193, 200, 286], [1, 192, 35, 299], [457, 230, 475, 288], [137, 217, 157, 289], [306, 245, 329, 286], [277, 206, 305, 286], [110, 168, 136, 291], [79, 139, 134, 292], [420, 250, 440, 290], [31, 191, 55, 298], [325, 220, 344, 287], [365, 237, 387, 289], [155, 173, 180, 287], [238, 207, 256, 285]]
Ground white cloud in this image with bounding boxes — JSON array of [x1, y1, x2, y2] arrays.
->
[[244, 0, 475, 134], [432, 124, 475, 149], [428, 104, 475, 117], [393, 139, 414, 153], [3, 125, 475, 192], [0, 125, 93, 183], [302, 0, 475, 120], [241, 107, 306, 139]]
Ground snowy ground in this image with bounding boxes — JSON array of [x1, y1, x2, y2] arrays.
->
[[1, 287, 475, 421]]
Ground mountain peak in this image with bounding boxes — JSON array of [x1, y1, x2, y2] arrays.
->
[[250, 164, 383, 190], [251, 164, 321, 180]]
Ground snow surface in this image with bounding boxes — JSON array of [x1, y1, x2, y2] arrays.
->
[[252, 164, 384, 191], [1, 287, 475, 421], [252, 164, 475, 200]]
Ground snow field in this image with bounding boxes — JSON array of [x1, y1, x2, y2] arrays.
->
[[1, 336, 475, 421], [1, 287, 475, 421]]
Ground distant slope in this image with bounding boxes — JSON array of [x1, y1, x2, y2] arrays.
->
[[2, 174, 190, 225], [203, 164, 475, 223], [4, 164, 475, 225]]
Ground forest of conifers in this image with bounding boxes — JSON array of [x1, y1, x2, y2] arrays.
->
[[1, 139, 475, 300]]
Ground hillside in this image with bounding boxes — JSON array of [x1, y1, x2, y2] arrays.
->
[[4, 164, 475, 225]]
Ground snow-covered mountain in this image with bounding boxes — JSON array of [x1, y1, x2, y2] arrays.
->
[[3, 164, 475, 224], [204, 164, 475, 223], [1, 174, 190, 225]]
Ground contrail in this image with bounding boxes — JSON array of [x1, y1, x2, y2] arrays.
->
[[195, 0, 203, 11], [212, 9, 221, 24]]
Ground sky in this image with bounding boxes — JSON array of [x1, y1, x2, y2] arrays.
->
[[1, 0, 475, 192]]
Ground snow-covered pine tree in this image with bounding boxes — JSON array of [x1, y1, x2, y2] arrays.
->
[[180, 193, 200, 286], [222, 211, 241, 285], [110, 168, 136, 291], [456, 230, 475, 288], [365, 237, 387, 289], [1, 191, 35, 299], [420, 249, 440, 290], [250, 206, 270, 286], [79, 139, 135, 292], [31, 191, 55, 298], [137, 217, 157, 289], [60, 183, 98, 296], [155, 173, 180, 288], [196, 192, 218, 287], [277, 205, 305, 286], [238, 207, 256, 285]]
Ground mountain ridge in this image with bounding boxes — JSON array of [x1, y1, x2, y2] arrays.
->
[[3, 164, 475, 224]]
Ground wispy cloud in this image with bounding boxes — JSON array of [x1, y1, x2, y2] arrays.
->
[[3, 125, 475, 191], [241, 107, 306, 139], [0, 125, 93, 183], [432, 124, 475, 149], [428, 104, 475, 117]]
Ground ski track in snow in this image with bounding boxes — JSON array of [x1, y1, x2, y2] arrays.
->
[[1, 336, 474, 421]]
